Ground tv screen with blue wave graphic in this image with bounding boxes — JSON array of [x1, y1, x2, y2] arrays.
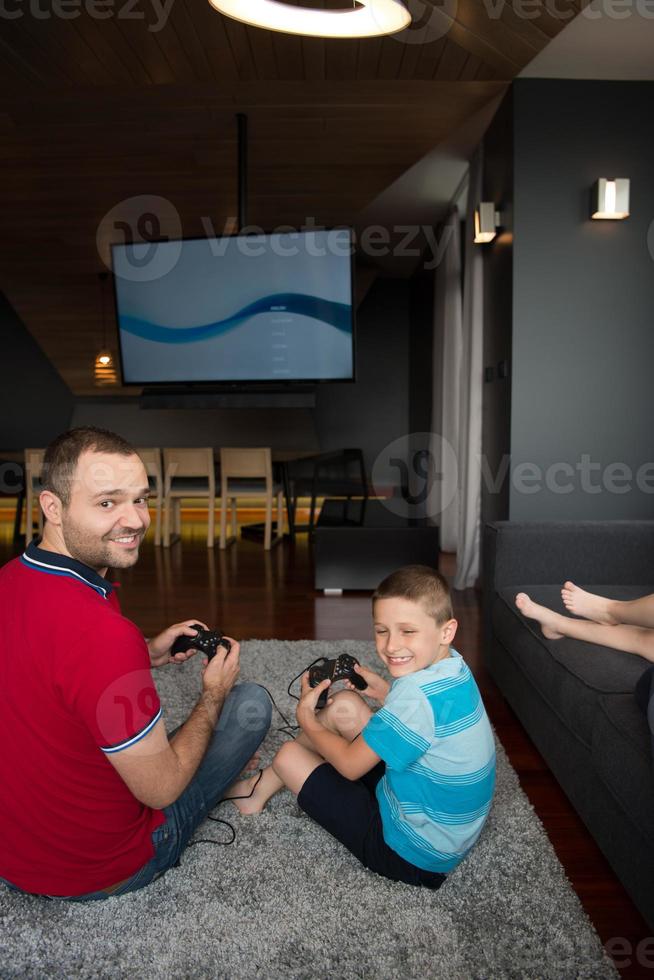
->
[[112, 229, 354, 385]]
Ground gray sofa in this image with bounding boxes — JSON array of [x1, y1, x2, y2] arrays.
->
[[484, 521, 654, 929]]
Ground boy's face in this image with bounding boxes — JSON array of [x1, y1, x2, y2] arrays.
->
[[373, 596, 457, 679]]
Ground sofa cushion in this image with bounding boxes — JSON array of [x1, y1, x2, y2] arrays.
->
[[635, 665, 654, 777], [635, 666, 654, 714], [592, 693, 654, 848], [493, 585, 654, 746]]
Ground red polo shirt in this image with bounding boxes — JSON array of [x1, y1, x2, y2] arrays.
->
[[0, 542, 164, 896]]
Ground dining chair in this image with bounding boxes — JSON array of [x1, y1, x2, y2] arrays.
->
[[135, 447, 163, 546], [219, 448, 284, 551], [162, 448, 216, 548], [23, 448, 45, 540], [287, 448, 368, 533]]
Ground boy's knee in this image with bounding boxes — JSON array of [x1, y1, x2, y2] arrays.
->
[[232, 682, 272, 734], [328, 690, 363, 708], [322, 689, 365, 724], [272, 741, 298, 776]]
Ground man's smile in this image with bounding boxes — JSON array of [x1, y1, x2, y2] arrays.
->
[[108, 532, 142, 547]]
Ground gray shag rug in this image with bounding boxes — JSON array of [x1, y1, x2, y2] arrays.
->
[[1, 640, 617, 980]]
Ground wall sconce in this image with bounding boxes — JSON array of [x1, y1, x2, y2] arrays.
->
[[94, 271, 118, 386], [94, 349, 116, 384], [591, 178, 630, 220], [473, 202, 500, 244]]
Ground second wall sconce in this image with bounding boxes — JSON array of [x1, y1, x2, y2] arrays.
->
[[591, 178, 630, 220], [473, 202, 500, 244], [94, 271, 118, 387]]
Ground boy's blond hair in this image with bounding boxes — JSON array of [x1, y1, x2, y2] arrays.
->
[[372, 565, 453, 625]]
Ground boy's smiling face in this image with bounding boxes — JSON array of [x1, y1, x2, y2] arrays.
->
[[373, 596, 457, 678]]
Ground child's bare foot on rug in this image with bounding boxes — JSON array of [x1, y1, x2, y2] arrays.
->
[[225, 772, 266, 815], [560, 582, 617, 625], [515, 593, 565, 640], [224, 766, 284, 815]]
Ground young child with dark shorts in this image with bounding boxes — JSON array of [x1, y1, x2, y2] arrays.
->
[[228, 564, 496, 887]]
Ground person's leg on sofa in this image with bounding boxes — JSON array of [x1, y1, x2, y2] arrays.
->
[[515, 593, 654, 662], [560, 583, 654, 628]]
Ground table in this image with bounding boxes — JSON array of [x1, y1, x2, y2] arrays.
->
[[233, 449, 318, 542], [313, 498, 440, 592]]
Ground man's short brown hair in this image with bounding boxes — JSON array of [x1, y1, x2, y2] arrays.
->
[[41, 427, 136, 507], [372, 564, 453, 625]]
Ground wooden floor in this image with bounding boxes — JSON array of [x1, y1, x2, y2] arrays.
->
[[1, 520, 651, 977]]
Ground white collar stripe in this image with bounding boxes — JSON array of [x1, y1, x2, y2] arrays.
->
[[21, 552, 109, 599]]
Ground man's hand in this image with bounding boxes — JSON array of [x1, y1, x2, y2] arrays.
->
[[296, 672, 331, 732], [344, 664, 390, 703], [147, 620, 209, 668], [202, 637, 240, 702]]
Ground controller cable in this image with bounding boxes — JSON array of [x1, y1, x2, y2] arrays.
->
[[188, 659, 329, 849]]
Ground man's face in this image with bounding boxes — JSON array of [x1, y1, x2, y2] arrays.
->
[[58, 450, 151, 572]]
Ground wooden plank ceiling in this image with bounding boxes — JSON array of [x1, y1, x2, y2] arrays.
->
[[0, 0, 576, 395]]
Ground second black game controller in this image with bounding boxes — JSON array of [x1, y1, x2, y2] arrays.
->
[[171, 624, 231, 662], [309, 654, 368, 708]]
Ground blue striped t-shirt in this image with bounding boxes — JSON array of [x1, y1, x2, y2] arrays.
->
[[362, 649, 495, 873]]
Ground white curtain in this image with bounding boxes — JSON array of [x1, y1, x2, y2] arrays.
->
[[453, 147, 484, 590], [429, 207, 462, 552]]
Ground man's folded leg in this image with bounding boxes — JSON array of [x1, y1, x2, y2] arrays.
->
[[145, 682, 272, 870], [84, 681, 272, 899], [183, 681, 272, 813]]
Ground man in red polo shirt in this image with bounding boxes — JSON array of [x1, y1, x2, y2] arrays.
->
[[0, 427, 271, 900]]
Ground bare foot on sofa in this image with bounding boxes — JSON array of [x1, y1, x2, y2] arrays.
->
[[560, 582, 618, 625], [515, 593, 565, 640]]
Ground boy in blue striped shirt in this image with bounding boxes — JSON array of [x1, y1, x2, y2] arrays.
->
[[229, 565, 495, 887]]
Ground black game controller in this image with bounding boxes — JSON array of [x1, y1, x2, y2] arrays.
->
[[309, 654, 368, 708], [171, 624, 231, 662]]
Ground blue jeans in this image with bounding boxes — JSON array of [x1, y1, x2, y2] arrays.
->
[[1, 683, 271, 902]]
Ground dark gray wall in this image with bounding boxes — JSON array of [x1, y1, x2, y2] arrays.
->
[[407, 271, 436, 516], [70, 402, 321, 453], [0, 292, 74, 449], [408, 271, 434, 437], [72, 277, 410, 485], [314, 277, 409, 481], [509, 80, 654, 520], [481, 90, 513, 527]]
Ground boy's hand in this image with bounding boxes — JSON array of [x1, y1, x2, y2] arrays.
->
[[296, 672, 331, 727], [345, 664, 390, 703], [147, 619, 210, 667]]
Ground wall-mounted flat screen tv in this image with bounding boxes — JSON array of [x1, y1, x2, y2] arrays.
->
[[112, 228, 355, 385]]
